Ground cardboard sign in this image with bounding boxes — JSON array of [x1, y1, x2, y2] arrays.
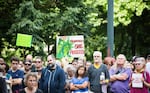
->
[[56, 35, 84, 58], [132, 73, 143, 88], [16, 33, 32, 47]]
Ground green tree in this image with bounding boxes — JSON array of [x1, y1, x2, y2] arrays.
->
[[0, 0, 149, 61]]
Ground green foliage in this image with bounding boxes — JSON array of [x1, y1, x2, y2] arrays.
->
[[85, 35, 107, 60], [114, 0, 148, 26], [0, 0, 149, 61]]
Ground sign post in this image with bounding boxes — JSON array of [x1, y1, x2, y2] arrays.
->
[[107, 0, 114, 57]]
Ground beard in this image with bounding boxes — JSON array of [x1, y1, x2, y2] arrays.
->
[[47, 63, 55, 70]]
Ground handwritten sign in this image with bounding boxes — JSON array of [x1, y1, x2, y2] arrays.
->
[[16, 33, 32, 47], [56, 35, 84, 58], [132, 73, 143, 88]]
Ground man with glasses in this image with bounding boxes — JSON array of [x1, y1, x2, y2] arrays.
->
[[39, 54, 66, 93], [31, 56, 44, 81], [88, 51, 110, 93], [23, 60, 32, 75], [8, 56, 24, 93], [109, 54, 132, 93], [21, 60, 33, 89]]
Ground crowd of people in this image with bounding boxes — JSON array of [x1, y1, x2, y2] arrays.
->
[[0, 51, 150, 93]]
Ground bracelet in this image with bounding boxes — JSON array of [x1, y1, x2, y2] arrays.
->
[[105, 79, 109, 83]]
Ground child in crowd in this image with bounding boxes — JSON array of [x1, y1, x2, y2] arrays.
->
[[70, 66, 89, 93]]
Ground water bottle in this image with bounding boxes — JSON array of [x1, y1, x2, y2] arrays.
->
[[100, 72, 107, 93], [100, 72, 105, 83]]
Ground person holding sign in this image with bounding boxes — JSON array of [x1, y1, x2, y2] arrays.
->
[[129, 57, 150, 93]]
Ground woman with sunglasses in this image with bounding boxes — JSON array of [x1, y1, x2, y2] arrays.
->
[[129, 57, 150, 93]]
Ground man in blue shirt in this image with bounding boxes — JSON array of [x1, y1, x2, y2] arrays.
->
[[8, 56, 24, 93]]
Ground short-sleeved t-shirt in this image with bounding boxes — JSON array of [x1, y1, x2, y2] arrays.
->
[[109, 67, 132, 93], [8, 69, 24, 92], [71, 77, 89, 93]]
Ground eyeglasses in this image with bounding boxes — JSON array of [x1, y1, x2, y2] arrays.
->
[[0, 63, 5, 65], [134, 63, 142, 66], [25, 64, 31, 66]]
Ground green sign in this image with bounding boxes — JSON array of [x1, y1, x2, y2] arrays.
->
[[16, 33, 32, 47]]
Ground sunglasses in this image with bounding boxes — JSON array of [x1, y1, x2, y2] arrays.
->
[[25, 64, 31, 66], [0, 63, 5, 65], [134, 63, 142, 66], [0, 63, 6, 65]]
